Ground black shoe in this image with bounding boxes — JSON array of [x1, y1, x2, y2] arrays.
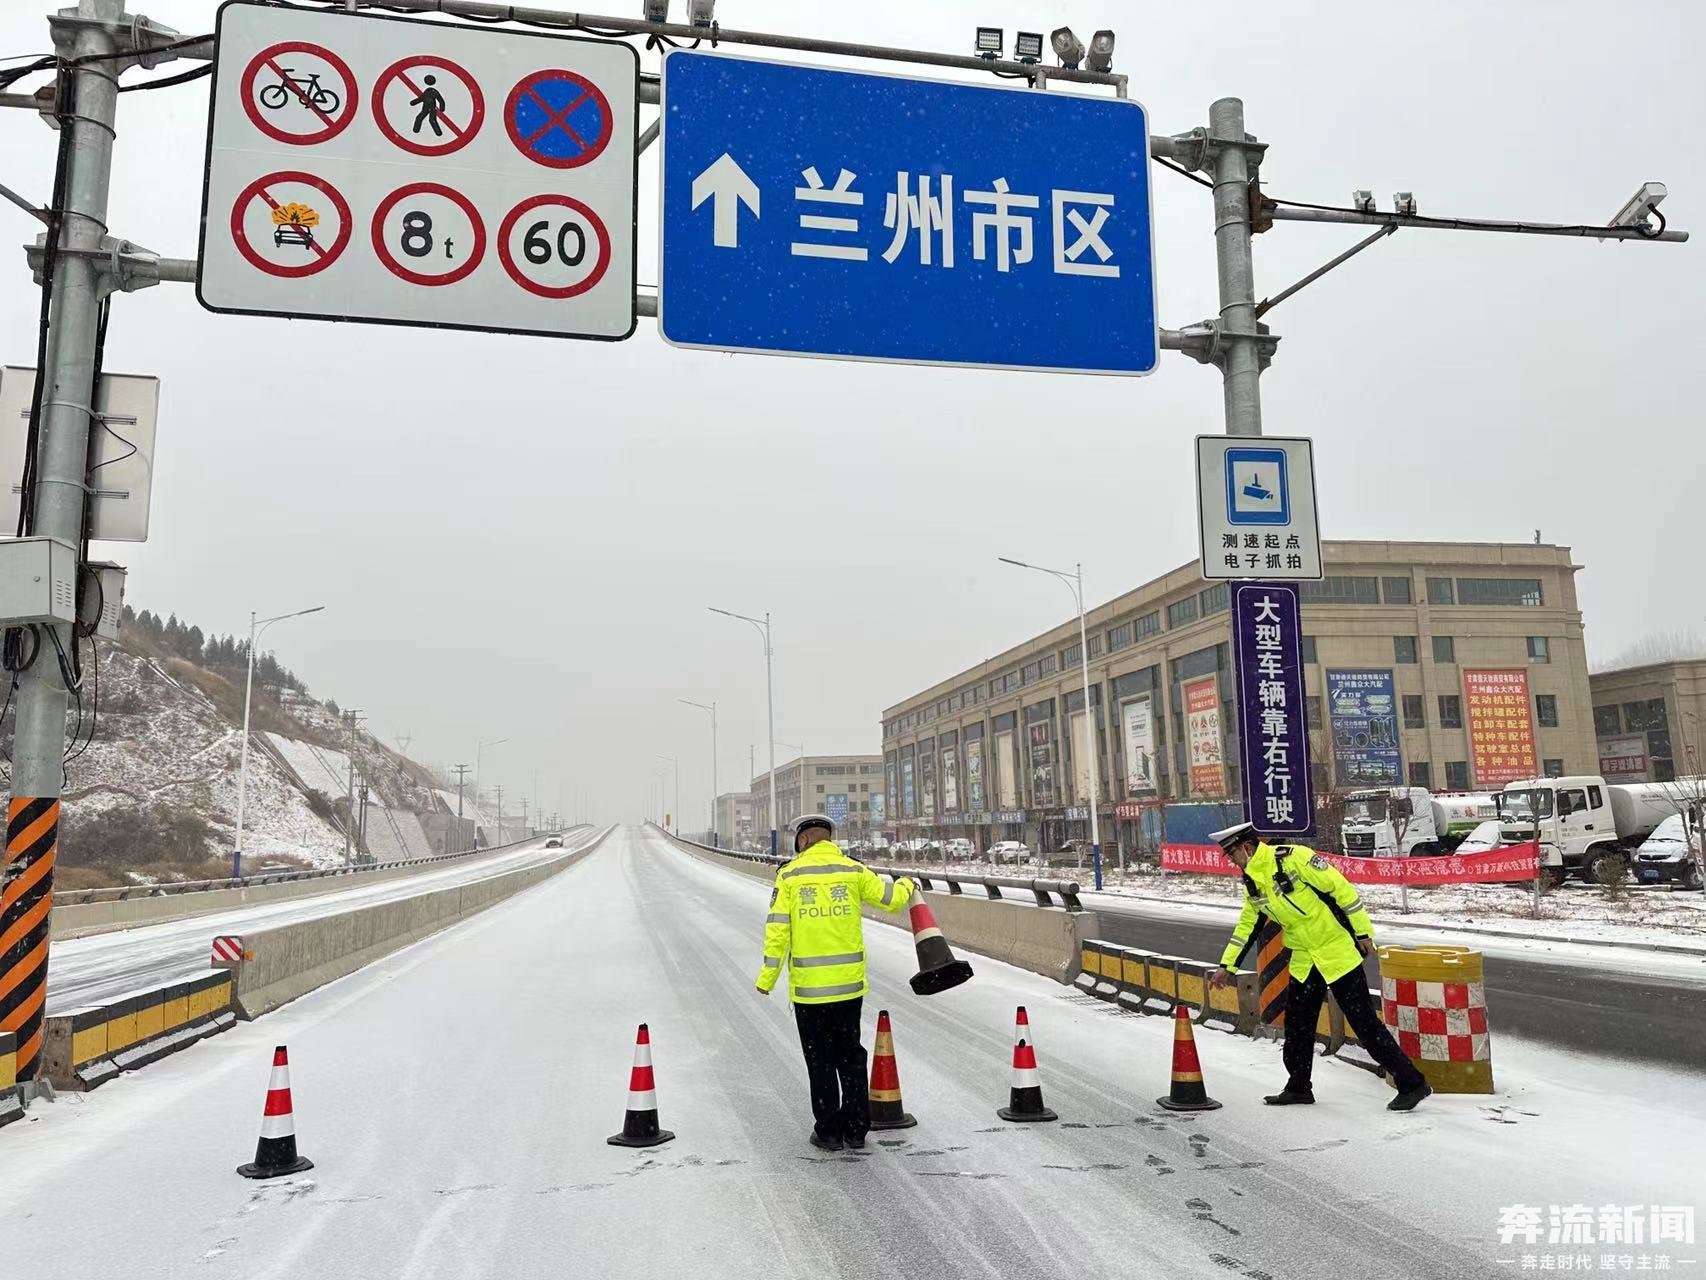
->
[[1387, 1083, 1432, 1112], [809, 1132, 844, 1152], [844, 1134, 867, 1151], [1262, 1089, 1316, 1106]]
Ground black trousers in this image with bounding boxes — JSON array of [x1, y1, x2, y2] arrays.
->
[[793, 996, 868, 1142], [1284, 966, 1426, 1094]]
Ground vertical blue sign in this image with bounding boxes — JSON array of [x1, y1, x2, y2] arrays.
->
[[1233, 582, 1313, 837], [824, 793, 849, 828], [1325, 669, 1402, 787], [660, 51, 1156, 373]]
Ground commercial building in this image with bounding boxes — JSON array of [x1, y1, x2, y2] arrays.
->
[[880, 541, 1597, 858], [715, 791, 753, 847], [751, 754, 886, 843], [1589, 658, 1706, 782]]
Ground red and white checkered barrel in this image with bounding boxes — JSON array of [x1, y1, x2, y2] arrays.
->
[[1378, 945, 1493, 1093]]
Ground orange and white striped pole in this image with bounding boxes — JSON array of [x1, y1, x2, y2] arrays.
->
[[607, 1023, 675, 1148], [237, 1045, 315, 1178], [0, 797, 59, 1081]]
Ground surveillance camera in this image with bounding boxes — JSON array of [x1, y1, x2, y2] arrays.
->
[[1351, 190, 1375, 214], [1051, 26, 1085, 69], [1609, 181, 1667, 229]]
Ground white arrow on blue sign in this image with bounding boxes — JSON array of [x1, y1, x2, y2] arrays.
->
[[658, 51, 1158, 375]]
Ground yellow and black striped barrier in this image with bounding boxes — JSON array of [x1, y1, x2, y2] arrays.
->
[[0, 797, 59, 1083], [38, 970, 235, 1092], [1, 1029, 21, 1128], [1078, 939, 1252, 1033]]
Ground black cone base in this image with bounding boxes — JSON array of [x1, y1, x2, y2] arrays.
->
[[1157, 1091, 1223, 1112], [607, 1109, 675, 1147], [237, 1155, 313, 1179], [910, 958, 974, 996], [868, 1109, 917, 1131], [998, 1086, 1057, 1123]]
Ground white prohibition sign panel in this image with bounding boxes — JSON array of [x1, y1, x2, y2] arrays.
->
[[1194, 434, 1324, 581], [200, 1, 638, 340]]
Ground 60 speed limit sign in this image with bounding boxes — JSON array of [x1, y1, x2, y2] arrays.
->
[[200, 2, 637, 340]]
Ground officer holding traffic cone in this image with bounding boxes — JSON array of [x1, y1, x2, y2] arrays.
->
[[756, 813, 916, 1152], [1206, 821, 1431, 1111]]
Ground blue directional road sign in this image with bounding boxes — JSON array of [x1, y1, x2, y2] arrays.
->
[[659, 51, 1157, 375]]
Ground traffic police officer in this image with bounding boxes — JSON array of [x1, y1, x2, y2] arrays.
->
[[1206, 821, 1432, 1112], [756, 813, 916, 1151]]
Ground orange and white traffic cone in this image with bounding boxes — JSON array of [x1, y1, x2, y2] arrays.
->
[[1156, 1004, 1222, 1112], [607, 1023, 675, 1148], [1014, 1004, 1033, 1047], [997, 1037, 1058, 1123], [867, 1010, 916, 1130], [237, 1045, 314, 1179], [907, 897, 973, 995]]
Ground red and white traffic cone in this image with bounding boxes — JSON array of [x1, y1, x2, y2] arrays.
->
[[907, 897, 974, 995], [607, 1023, 675, 1148], [237, 1045, 314, 1179], [867, 1010, 917, 1131], [1014, 1005, 1033, 1048], [997, 1038, 1058, 1123], [1157, 1004, 1223, 1112]]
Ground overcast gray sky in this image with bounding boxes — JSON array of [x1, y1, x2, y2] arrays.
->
[[3, 0, 1701, 831]]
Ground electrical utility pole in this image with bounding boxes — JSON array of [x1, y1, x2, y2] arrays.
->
[[494, 784, 505, 845], [343, 709, 364, 865], [452, 764, 470, 819]]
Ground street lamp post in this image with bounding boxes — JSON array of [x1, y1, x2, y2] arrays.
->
[[475, 737, 507, 842], [999, 556, 1107, 890], [679, 698, 718, 844], [234, 605, 325, 878], [711, 606, 778, 857]]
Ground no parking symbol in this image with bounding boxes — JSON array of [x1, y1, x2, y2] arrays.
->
[[504, 70, 613, 169]]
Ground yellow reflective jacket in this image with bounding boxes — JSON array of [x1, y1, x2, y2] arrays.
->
[[1218, 841, 1374, 984], [755, 841, 915, 1003]]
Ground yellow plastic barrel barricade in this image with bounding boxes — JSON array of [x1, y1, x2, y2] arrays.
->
[[1376, 944, 1492, 1094]]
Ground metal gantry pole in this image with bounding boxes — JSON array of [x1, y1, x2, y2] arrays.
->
[[1209, 97, 1263, 439], [0, 0, 126, 1085]]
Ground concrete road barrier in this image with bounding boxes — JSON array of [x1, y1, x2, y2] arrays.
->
[[228, 827, 610, 1019], [661, 828, 1097, 985], [49, 832, 579, 941], [37, 969, 237, 1092]]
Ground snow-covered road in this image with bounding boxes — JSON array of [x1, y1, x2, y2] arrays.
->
[[11, 826, 1702, 1280], [44, 828, 601, 1011]]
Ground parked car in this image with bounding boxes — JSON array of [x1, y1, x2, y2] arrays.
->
[[1632, 814, 1704, 890], [942, 838, 976, 860], [1454, 820, 1503, 854], [989, 840, 1030, 864]]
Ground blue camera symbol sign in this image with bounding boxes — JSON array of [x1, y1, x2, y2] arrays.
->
[[1224, 447, 1290, 526]]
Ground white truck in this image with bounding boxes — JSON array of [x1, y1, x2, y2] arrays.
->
[[1340, 787, 1498, 856], [1494, 774, 1699, 884]]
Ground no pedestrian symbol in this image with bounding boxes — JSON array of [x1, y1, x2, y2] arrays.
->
[[504, 70, 612, 169], [372, 55, 484, 157], [239, 41, 356, 146]]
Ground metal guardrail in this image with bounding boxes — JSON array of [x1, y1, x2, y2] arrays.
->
[[54, 824, 593, 905], [658, 828, 1083, 911]]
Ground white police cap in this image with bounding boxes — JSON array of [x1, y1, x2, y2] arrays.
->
[[1208, 821, 1258, 850], [792, 813, 835, 836]]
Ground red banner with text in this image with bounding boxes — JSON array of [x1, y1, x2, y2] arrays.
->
[[1160, 841, 1541, 885]]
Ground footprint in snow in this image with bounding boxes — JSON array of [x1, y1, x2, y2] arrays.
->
[[1280, 1138, 1348, 1153]]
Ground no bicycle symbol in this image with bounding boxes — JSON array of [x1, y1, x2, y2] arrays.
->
[[504, 70, 612, 169], [240, 41, 357, 146], [373, 55, 485, 157]]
